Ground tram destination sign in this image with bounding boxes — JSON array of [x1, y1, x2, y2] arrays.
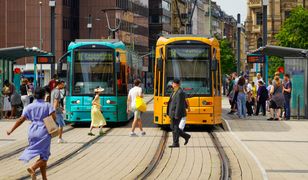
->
[[168, 47, 209, 59], [37, 56, 55, 64], [247, 54, 265, 63], [76, 51, 113, 62]]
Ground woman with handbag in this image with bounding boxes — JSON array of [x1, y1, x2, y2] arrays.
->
[[2, 84, 11, 118], [88, 87, 106, 136], [7, 87, 56, 180], [268, 76, 285, 121]]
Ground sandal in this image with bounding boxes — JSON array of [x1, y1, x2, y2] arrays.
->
[[88, 132, 95, 136], [27, 167, 36, 180]]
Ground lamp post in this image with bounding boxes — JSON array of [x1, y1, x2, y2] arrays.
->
[[263, 0, 268, 85], [237, 14, 241, 75], [39, 1, 43, 86], [49, 0, 55, 77]]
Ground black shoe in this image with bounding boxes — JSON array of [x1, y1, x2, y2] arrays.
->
[[184, 135, 191, 145], [285, 118, 290, 120], [169, 144, 179, 148], [228, 111, 235, 114], [267, 118, 274, 121]]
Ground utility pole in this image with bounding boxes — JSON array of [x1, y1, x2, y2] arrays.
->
[[209, 0, 212, 36], [263, 0, 268, 85], [49, 0, 56, 77], [237, 14, 241, 75], [87, 14, 92, 39], [39, 1, 43, 86]]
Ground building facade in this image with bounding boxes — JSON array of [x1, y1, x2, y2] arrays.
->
[[246, 0, 308, 52]]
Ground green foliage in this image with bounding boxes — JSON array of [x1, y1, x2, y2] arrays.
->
[[220, 39, 236, 75], [268, 56, 284, 77], [275, 6, 308, 49]]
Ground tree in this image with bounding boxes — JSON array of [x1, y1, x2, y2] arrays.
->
[[275, 6, 308, 49], [220, 39, 236, 75], [268, 56, 284, 78]]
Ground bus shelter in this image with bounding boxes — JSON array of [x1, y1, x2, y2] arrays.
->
[[252, 45, 308, 119], [0, 46, 50, 90]]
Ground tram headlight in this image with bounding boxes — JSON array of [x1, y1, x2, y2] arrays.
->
[[202, 100, 207, 106], [106, 100, 111, 104], [76, 100, 81, 104]]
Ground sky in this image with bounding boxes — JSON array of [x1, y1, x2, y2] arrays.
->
[[213, 0, 247, 23]]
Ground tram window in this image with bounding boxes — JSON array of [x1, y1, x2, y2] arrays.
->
[[217, 63, 221, 96], [117, 64, 128, 95]]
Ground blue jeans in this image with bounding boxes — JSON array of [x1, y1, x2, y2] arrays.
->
[[237, 93, 247, 118], [284, 96, 291, 119]]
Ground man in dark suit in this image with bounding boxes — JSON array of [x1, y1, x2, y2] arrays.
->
[[167, 79, 191, 148]]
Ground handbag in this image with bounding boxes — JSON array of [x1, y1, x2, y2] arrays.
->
[[179, 117, 186, 130], [135, 96, 147, 112], [43, 115, 59, 137]]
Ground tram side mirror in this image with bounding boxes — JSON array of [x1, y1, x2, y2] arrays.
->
[[211, 60, 218, 71], [57, 52, 71, 75], [115, 62, 120, 73], [157, 58, 163, 71]]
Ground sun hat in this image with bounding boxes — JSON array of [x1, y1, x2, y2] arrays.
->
[[94, 87, 104, 93]]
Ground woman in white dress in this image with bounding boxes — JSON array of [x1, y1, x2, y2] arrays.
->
[[2, 85, 12, 118]]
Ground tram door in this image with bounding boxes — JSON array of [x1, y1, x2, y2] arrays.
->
[[212, 48, 222, 124]]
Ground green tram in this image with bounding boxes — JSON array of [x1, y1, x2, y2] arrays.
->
[[63, 39, 141, 124]]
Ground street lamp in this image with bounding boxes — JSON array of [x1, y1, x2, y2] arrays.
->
[[263, 0, 268, 85], [87, 14, 92, 38], [237, 14, 241, 75], [39, 1, 43, 86], [49, 0, 56, 78]]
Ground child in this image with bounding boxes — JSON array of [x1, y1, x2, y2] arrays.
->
[[88, 87, 106, 136]]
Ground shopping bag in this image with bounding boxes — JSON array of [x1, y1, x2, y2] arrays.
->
[[136, 96, 147, 112], [43, 115, 59, 137], [179, 117, 186, 130]]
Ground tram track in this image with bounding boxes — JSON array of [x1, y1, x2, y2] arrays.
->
[[210, 128, 230, 180], [18, 97, 154, 180], [136, 126, 231, 180], [0, 125, 75, 161]]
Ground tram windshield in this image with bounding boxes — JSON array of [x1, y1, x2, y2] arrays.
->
[[165, 46, 211, 96], [73, 50, 115, 95]]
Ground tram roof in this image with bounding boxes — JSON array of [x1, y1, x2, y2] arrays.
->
[[157, 34, 219, 47], [0, 46, 49, 61], [69, 39, 126, 50]]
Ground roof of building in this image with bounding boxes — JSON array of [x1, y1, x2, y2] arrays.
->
[[252, 45, 308, 58], [0, 46, 49, 61]]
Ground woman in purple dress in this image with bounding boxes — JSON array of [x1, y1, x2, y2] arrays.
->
[[7, 87, 55, 180]]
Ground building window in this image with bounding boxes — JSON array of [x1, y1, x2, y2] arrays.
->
[[63, 17, 70, 29], [150, 16, 161, 24], [256, 12, 262, 25], [63, 0, 71, 6], [162, 16, 171, 24], [162, 0, 171, 11], [257, 38, 263, 48]]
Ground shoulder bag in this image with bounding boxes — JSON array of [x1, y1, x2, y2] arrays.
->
[[43, 115, 59, 137]]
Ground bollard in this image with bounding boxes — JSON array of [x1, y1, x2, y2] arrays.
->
[[297, 95, 300, 120]]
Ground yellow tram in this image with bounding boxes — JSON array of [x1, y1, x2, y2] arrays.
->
[[153, 35, 222, 126]]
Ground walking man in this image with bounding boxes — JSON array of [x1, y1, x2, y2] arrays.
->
[[283, 74, 292, 120], [127, 79, 146, 136], [167, 79, 191, 148], [50, 80, 66, 143]]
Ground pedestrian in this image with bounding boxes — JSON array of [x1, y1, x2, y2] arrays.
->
[[48, 74, 58, 92], [88, 87, 106, 136], [6, 87, 55, 180], [2, 84, 11, 118], [266, 79, 273, 112], [127, 79, 146, 136], [20, 78, 31, 108], [227, 75, 235, 114], [268, 76, 285, 121], [167, 79, 191, 148], [283, 74, 292, 120], [228, 72, 239, 114], [28, 78, 34, 103], [251, 81, 257, 114], [236, 76, 247, 119], [50, 80, 66, 143], [254, 73, 264, 90], [246, 80, 254, 116], [255, 81, 268, 116], [4, 80, 21, 119]]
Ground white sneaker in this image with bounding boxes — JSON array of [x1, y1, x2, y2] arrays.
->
[[57, 138, 66, 144], [141, 131, 146, 136], [129, 132, 137, 137]]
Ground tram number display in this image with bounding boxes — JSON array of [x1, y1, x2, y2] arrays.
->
[[75, 51, 113, 62], [247, 54, 265, 63], [168, 48, 209, 59], [37, 56, 55, 64]]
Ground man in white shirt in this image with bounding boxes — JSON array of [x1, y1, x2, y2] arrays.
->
[[254, 73, 264, 90], [127, 79, 146, 136]]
